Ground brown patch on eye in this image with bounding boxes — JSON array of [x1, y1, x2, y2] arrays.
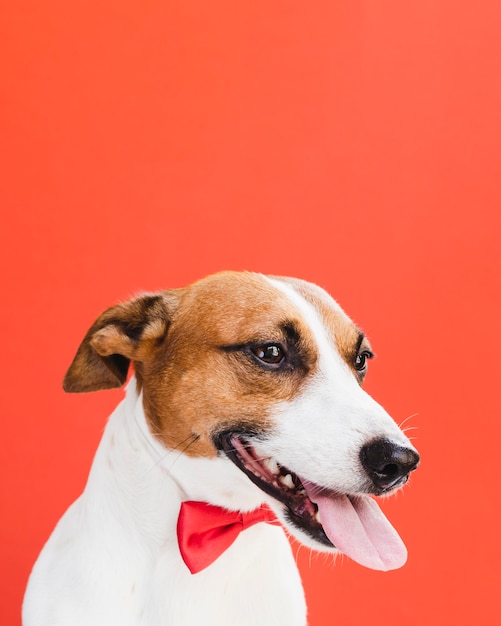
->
[[138, 272, 319, 458], [273, 276, 369, 381]]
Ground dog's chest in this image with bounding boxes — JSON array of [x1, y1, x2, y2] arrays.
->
[[141, 525, 307, 626], [26, 392, 308, 626]]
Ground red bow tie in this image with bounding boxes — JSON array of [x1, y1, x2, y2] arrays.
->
[[177, 500, 280, 574]]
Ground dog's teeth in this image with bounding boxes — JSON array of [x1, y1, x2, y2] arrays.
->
[[279, 473, 295, 489], [314, 509, 322, 524], [265, 458, 279, 475]]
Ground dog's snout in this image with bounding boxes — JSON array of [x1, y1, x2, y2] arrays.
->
[[360, 439, 420, 491]]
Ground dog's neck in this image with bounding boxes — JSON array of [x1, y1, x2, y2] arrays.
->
[[80, 378, 265, 546]]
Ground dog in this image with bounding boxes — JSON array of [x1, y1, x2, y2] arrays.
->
[[23, 271, 419, 626]]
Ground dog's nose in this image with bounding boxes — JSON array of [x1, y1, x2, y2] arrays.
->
[[360, 439, 420, 491]]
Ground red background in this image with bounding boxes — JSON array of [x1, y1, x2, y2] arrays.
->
[[2, 1, 500, 624]]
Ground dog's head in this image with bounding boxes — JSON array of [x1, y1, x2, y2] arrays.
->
[[64, 271, 419, 571]]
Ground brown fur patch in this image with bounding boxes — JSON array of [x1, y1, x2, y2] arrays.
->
[[139, 272, 319, 457]]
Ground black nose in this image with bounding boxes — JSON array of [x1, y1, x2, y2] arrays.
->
[[360, 439, 420, 491]]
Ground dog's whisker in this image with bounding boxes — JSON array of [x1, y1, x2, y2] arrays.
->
[[179, 433, 201, 455], [134, 413, 200, 470], [402, 425, 419, 433], [143, 432, 201, 473], [165, 433, 201, 471], [399, 413, 419, 430], [133, 415, 167, 464], [171, 432, 201, 454]]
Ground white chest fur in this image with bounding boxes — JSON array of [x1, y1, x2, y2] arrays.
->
[[23, 382, 307, 626]]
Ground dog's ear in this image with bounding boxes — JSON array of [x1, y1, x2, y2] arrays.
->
[[63, 292, 177, 393]]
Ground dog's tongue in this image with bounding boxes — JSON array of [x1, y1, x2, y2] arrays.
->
[[305, 484, 407, 571]]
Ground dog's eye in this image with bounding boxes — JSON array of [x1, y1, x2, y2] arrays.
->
[[354, 350, 374, 372], [251, 344, 285, 366]]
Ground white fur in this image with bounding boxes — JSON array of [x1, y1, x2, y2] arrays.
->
[[23, 383, 306, 626]]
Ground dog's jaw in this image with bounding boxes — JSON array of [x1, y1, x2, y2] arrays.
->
[[214, 428, 415, 571], [215, 431, 330, 543]]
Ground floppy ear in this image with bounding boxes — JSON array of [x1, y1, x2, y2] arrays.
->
[[63, 292, 177, 393]]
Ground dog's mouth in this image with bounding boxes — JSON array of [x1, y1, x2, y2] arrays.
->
[[217, 432, 409, 572], [218, 432, 330, 545]]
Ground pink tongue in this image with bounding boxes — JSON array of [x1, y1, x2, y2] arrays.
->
[[305, 485, 407, 571]]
